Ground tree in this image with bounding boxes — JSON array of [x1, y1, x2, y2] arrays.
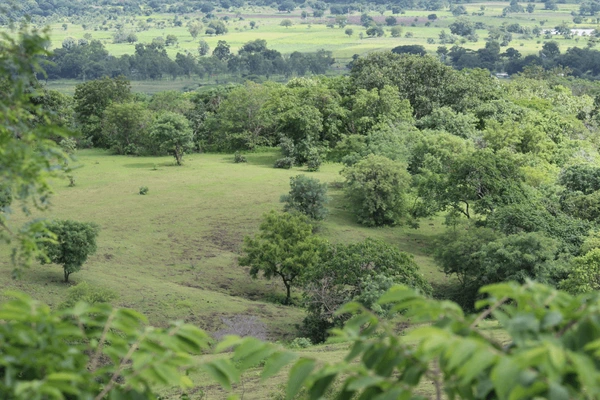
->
[[345, 28, 354, 38], [342, 154, 411, 227], [1, 27, 71, 273], [239, 211, 325, 304], [280, 19, 293, 28], [212, 40, 231, 60], [366, 26, 384, 37], [187, 21, 202, 38], [449, 18, 475, 36], [101, 102, 152, 155], [561, 248, 600, 293], [390, 26, 402, 37], [165, 34, 178, 46], [302, 238, 431, 342], [150, 112, 194, 165], [280, 175, 329, 220], [278, 1, 295, 12], [541, 40, 560, 57], [385, 16, 397, 26], [38, 220, 100, 282], [198, 39, 210, 56], [208, 20, 228, 35], [428, 13, 437, 20], [73, 76, 131, 147]]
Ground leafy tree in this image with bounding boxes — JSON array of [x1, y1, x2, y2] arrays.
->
[[1, 27, 70, 273], [212, 40, 231, 60], [239, 211, 326, 304], [345, 28, 353, 37], [280, 19, 293, 28], [73, 76, 131, 147], [342, 154, 411, 226], [385, 16, 397, 26], [165, 34, 178, 46], [101, 102, 152, 155], [392, 45, 427, 56], [278, 1, 295, 12], [366, 26, 384, 37], [208, 20, 228, 35], [559, 163, 600, 194], [449, 18, 476, 36], [150, 112, 194, 166], [187, 21, 202, 38], [302, 238, 431, 342], [390, 26, 402, 37], [561, 248, 600, 293], [38, 220, 100, 282], [198, 39, 210, 56], [280, 175, 329, 220]]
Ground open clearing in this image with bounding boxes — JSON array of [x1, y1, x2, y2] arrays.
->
[[0, 149, 446, 340]]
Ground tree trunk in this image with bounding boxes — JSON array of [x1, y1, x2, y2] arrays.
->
[[64, 269, 70, 283], [284, 281, 291, 305]]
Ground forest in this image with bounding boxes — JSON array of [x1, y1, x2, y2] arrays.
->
[[5, 0, 600, 398]]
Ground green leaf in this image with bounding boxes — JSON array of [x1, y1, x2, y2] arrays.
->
[[548, 382, 570, 400], [203, 359, 240, 390], [215, 335, 243, 353], [286, 358, 316, 400], [262, 351, 298, 381], [346, 375, 384, 391]]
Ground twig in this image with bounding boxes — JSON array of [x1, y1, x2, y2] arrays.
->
[[470, 296, 508, 329]]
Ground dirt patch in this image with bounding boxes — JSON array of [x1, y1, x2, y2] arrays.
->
[[206, 226, 243, 252]]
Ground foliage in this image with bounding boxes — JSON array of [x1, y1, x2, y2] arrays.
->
[[102, 102, 152, 155], [280, 175, 329, 221], [234, 152, 247, 163], [302, 238, 431, 343], [0, 26, 70, 274], [239, 211, 326, 304], [278, 281, 600, 400], [342, 154, 411, 227], [139, 186, 149, 195], [38, 219, 100, 282], [274, 157, 295, 169], [59, 281, 117, 309], [561, 248, 600, 294], [150, 112, 194, 166], [0, 291, 212, 399]]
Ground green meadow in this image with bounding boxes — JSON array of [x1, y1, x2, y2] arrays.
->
[[0, 149, 446, 340], [35, 1, 600, 93]]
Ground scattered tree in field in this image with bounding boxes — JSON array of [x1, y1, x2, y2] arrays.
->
[[345, 28, 354, 37], [165, 34, 178, 46], [280, 175, 329, 220], [342, 154, 410, 227], [39, 220, 100, 282], [149, 112, 194, 166], [198, 39, 210, 56], [239, 211, 326, 304], [280, 19, 293, 28], [385, 16, 397, 26], [390, 26, 402, 37], [187, 21, 202, 39]]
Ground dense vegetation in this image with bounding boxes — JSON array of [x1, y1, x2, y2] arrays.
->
[[7, 2, 600, 398]]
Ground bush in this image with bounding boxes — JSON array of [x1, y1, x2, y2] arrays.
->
[[274, 157, 294, 169], [234, 152, 247, 163], [288, 337, 312, 349], [306, 149, 322, 172], [139, 186, 149, 195], [280, 175, 329, 220], [60, 282, 117, 309]]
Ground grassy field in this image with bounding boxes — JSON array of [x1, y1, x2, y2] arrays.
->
[[0, 149, 447, 342], [32, 1, 599, 93]]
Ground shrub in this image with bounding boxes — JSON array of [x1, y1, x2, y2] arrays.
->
[[288, 337, 312, 349], [280, 175, 329, 220], [234, 152, 247, 163], [60, 281, 117, 309], [139, 186, 149, 195], [274, 157, 294, 169]]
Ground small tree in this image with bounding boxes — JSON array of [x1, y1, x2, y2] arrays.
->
[[280, 175, 329, 220], [385, 16, 397, 26], [39, 220, 100, 282], [342, 154, 410, 227], [345, 28, 354, 37], [391, 26, 402, 37], [198, 39, 210, 56], [239, 211, 326, 304], [280, 19, 293, 28], [150, 112, 194, 166]]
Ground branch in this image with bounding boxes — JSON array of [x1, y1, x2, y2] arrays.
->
[[470, 296, 508, 329]]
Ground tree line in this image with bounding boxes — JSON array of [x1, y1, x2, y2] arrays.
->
[[40, 38, 334, 81]]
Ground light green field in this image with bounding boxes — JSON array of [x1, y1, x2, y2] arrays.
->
[[44, 2, 596, 62], [0, 149, 446, 340]]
